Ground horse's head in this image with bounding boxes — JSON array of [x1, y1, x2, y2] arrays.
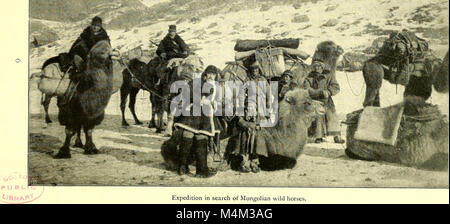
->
[[128, 58, 148, 77]]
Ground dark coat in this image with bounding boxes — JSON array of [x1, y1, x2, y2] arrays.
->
[[303, 71, 341, 136], [68, 26, 111, 61], [156, 34, 188, 59], [302, 71, 340, 112]]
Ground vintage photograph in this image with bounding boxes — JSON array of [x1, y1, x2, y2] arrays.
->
[[28, 0, 449, 187]]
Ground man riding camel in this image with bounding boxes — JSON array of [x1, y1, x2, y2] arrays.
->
[[60, 16, 111, 104], [68, 16, 111, 76]]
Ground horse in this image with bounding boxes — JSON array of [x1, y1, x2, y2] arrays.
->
[[54, 40, 122, 158], [155, 54, 205, 135], [362, 31, 442, 108], [119, 57, 160, 128]]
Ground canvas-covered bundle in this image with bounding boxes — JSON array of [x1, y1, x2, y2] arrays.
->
[[234, 47, 309, 78], [38, 60, 124, 96], [37, 63, 71, 96], [234, 38, 300, 52], [344, 104, 449, 170]]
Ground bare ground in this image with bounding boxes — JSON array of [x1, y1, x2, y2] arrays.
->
[[28, 113, 448, 188]]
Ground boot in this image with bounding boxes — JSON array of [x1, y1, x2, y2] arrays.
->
[[177, 137, 192, 175], [238, 154, 251, 173], [195, 138, 216, 178], [334, 136, 345, 144]]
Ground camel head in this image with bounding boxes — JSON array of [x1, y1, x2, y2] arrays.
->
[[312, 41, 344, 70], [280, 88, 325, 124], [88, 40, 113, 64]]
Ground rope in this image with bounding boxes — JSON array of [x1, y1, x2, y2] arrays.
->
[[119, 58, 169, 103], [342, 58, 365, 96]]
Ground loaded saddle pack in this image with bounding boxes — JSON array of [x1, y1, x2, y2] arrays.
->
[[379, 30, 431, 86], [233, 38, 310, 79]]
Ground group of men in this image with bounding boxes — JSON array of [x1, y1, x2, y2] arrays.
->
[[64, 16, 345, 175]]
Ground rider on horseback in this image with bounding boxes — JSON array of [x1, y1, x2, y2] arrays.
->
[[155, 25, 189, 86]]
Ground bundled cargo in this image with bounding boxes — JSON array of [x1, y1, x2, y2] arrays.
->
[[344, 104, 449, 170], [37, 63, 70, 96], [235, 47, 309, 61], [234, 38, 300, 52]]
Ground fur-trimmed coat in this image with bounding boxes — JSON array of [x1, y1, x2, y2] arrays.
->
[[68, 26, 111, 61]]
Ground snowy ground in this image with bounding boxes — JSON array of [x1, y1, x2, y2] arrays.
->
[[28, 0, 449, 187]]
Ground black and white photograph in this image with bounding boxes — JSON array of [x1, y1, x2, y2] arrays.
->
[[24, 0, 448, 190]]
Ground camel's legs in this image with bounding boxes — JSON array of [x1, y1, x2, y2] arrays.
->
[[83, 125, 99, 155], [54, 128, 75, 159], [42, 93, 53, 123], [73, 127, 83, 148]]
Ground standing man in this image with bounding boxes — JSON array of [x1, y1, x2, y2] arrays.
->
[[303, 59, 345, 144]]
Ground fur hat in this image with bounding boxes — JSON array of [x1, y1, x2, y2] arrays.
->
[[91, 16, 102, 26], [169, 25, 177, 32]]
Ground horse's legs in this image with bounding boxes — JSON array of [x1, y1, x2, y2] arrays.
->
[[120, 86, 130, 126], [83, 125, 99, 155], [362, 60, 384, 107], [54, 128, 75, 159], [149, 94, 157, 128], [156, 96, 167, 133], [129, 88, 143, 125], [73, 127, 83, 148], [42, 93, 52, 123]]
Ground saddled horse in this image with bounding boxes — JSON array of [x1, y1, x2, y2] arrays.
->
[[362, 31, 442, 108], [155, 54, 205, 135], [119, 57, 160, 127]]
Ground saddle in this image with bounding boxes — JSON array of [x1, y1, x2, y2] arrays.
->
[[42, 53, 72, 73]]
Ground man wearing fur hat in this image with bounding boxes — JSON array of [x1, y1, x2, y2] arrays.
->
[[62, 16, 110, 104], [278, 70, 298, 101], [156, 25, 189, 60], [303, 59, 345, 144], [68, 16, 110, 65]]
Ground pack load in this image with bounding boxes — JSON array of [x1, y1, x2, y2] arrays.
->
[[344, 104, 448, 170], [232, 39, 309, 78], [379, 30, 430, 85], [234, 38, 300, 52], [38, 62, 71, 96]]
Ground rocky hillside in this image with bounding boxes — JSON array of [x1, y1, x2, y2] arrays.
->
[[29, 0, 449, 117]]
